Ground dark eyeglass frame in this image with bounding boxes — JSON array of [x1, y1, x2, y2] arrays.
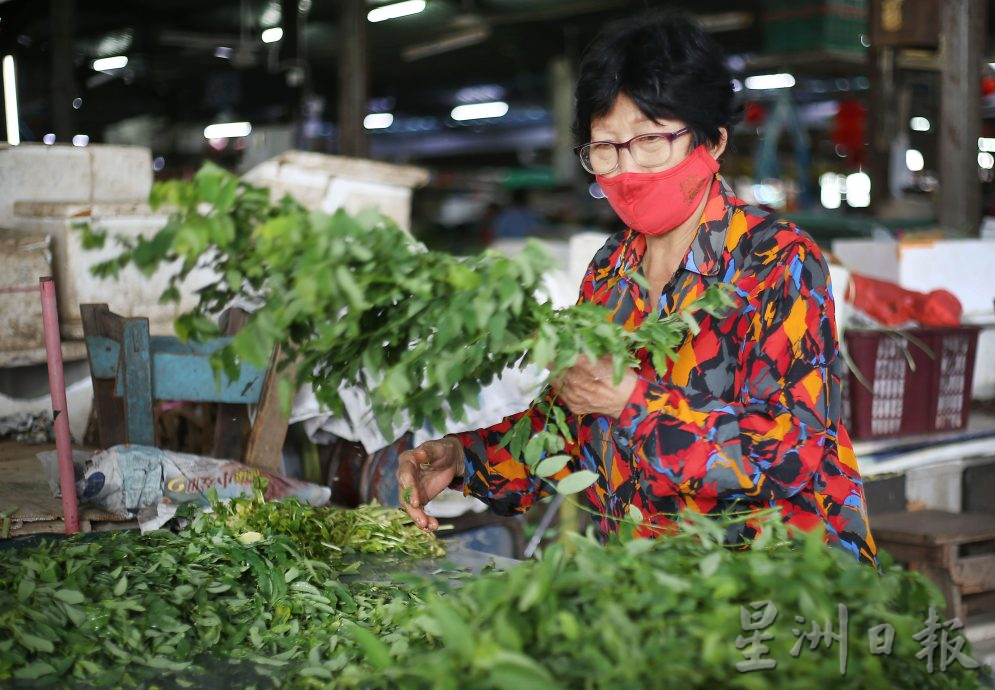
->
[[574, 128, 691, 175]]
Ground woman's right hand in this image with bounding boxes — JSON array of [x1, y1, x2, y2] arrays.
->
[[396, 437, 465, 531]]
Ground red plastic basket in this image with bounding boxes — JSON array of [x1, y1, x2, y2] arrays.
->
[[842, 326, 980, 440]]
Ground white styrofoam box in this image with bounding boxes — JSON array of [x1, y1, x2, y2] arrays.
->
[[902, 455, 995, 512], [235, 125, 296, 174], [489, 238, 574, 309], [568, 231, 610, 294], [0, 233, 50, 351], [323, 178, 418, 230], [904, 459, 966, 511], [88, 145, 154, 202], [0, 377, 93, 444], [0, 143, 152, 229], [242, 151, 430, 230], [12, 201, 214, 339], [968, 318, 995, 399], [827, 263, 851, 331]]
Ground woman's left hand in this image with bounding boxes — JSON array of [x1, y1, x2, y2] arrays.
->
[[552, 355, 638, 418]]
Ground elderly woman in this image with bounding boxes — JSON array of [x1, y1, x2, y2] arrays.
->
[[397, 9, 878, 566]]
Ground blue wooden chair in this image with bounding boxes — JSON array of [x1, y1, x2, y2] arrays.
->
[[80, 303, 290, 471]]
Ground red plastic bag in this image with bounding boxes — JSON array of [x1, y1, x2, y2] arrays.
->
[[847, 273, 962, 327]]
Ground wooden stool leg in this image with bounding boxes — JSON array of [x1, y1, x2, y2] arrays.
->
[[919, 562, 964, 621], [212, 308, 251, 460], [121, 318, 155, 446], [912, 543, 965, 622], [244, 346, 290, 473], [80, 304, 127, 448]]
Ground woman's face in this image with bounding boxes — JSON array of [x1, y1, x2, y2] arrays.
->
[[588, 93, 725, 178]]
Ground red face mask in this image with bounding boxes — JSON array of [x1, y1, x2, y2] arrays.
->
[[596, 145, 719, 236]]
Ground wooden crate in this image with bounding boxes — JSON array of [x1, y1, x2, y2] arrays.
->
[[872, 510, 995, 622]]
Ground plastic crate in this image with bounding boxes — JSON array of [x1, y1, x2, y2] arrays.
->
[[763, 0, 868, 54], [842, 326, 980, 440]]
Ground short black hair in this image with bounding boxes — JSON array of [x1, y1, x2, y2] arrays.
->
[[573, 8, 742, 148]]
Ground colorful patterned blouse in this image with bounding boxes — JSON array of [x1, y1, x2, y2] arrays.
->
[[453, 176, 879, 566]]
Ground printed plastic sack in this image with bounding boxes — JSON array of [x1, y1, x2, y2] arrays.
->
[[74, 444, 331, 522]]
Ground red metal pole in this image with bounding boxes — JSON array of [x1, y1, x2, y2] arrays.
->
[[39, 276, 80, 534]]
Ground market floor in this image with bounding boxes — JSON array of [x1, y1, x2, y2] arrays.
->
[[0, 440, 134, 537]]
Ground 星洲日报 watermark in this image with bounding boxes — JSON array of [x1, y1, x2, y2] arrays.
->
[[735, 600, 981, 675]]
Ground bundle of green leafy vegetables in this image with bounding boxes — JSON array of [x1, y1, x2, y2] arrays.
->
[[0, 496, 440, 688], [341, 517, 989, 690], [0, 495, 987, 689], [80, 163, 733, 448]]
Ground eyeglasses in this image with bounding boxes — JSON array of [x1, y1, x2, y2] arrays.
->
[[575, 128, 690, 175]]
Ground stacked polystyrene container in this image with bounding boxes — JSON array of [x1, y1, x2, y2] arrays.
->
[[0, 143, 207, 345], [241, 151, 430, 230]]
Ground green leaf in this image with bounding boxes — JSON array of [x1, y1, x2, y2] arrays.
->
[[488, 651, 560, 690], [77, 223, 107, 250], [518, 576, 546, 612], [680, 311, 700, 336], [555, 470, 598, 495], [523, 435, 545, 468], [550, 404, 573, 444], [349, 624, 391, 670], [653, 571, 691, 592], [17, 632, 55, 653], [14, 661, 56, 680], [447, 263, 481, 290], [627, 504, 643, 523], [335, 266, 367, 311], [214, 177, 240, 215], [699, 551, 722, 578], [225, 268, 242, 290], [173, 217, 213, 259], [159, 286, 181, 304], [17, 578, 34, 601], [534, 454, 570, 478], [231, 324, 272, 368], [209, 215, 236, 246], [174, 313, 221, 343], [143, 656, 192, 670], [54, 589, 85, 605]]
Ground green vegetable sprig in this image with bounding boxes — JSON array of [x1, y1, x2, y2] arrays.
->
[[82, 163, 735, 476], [208, 481, 445, 560]]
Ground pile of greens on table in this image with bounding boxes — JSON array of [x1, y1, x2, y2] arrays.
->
[[0, 494, 987, 689]]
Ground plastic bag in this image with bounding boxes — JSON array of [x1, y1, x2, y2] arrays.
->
[[848, 273, 962, 327], [66, 445, 330, 528]]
